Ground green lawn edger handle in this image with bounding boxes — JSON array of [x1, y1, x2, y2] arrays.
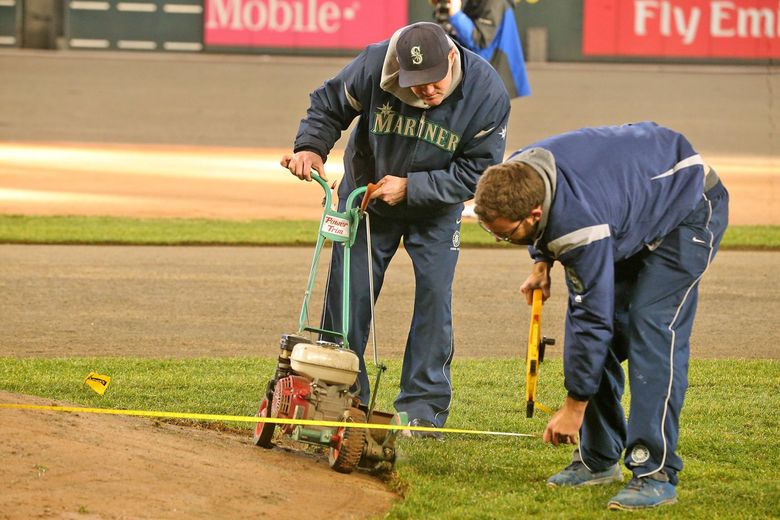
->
[[297, 173, 371, 349]]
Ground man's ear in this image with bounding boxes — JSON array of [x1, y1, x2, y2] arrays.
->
[[530, 206, 543, 222]]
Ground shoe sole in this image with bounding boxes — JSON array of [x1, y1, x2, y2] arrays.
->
[[399, 430, 444, 441], [547, 474, 624, 488], [607, 497, 678, 511]]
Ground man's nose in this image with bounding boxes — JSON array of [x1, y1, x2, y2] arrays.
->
[[420, 83, 435, 95]]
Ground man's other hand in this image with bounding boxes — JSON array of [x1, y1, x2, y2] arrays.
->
[[280, 151, 326, 182], [543, 397, 587, 446], [369, 175, 408, 206]]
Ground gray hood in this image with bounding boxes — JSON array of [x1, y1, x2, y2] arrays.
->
[[380, 26, 462, 108], [507, 147, 557, 243]]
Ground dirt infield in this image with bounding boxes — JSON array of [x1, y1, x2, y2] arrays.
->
[[1, 246, 778, 361], [0, 142, 777, 225], [0, 391, 396, 519]]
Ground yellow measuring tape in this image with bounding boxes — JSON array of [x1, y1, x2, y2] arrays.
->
[[0, 403, 536, 438], [532, 401, 555, 415]]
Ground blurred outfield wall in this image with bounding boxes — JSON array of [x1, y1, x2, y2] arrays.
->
[[1, 0, 777, 64]]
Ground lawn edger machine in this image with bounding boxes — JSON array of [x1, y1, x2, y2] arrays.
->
[[252, 173, 407, 474]]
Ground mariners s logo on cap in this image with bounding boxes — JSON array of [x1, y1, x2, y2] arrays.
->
[[411, 46, 423, 65]]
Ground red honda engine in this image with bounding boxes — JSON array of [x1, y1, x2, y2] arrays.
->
[[271, 375, 311, 434]]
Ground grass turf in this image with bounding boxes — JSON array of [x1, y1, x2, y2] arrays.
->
[[0, 215, 778, 249], [1, 357, 778, 519]]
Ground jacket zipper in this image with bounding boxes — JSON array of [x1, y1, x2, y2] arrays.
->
[[406, 110, 427, 174]]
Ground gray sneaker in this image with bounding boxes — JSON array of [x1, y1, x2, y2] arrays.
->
[[547, 460, 624, 487], [402, 418, 444, 441], [607, 471, 677, 511]]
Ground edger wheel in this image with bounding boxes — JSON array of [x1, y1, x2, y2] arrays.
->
[[328, 407, 367, 474], [252, 398, 275, 449]]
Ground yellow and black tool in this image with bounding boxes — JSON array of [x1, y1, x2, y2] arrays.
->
[[525, 289, 556, 418]]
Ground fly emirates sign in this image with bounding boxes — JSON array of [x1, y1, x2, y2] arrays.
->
[[205, 0, 407, 49], [583, 0, 780, 58]]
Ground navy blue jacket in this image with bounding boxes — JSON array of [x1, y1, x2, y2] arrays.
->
[[294, 30, 510, 220], [450, 0, 531, 98], [512, 123, 709, 398]]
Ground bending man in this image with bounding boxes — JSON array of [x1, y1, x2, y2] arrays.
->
[[474, 122, 728, 509]]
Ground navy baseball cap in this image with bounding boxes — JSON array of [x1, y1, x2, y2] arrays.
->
[[396, 22, 451, 88]]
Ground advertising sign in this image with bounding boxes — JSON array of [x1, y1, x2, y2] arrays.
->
[[205, 0, 408, 50], [583, 0, 780, 58]]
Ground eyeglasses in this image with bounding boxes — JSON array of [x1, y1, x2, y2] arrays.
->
[[478, 219, 523, 242]]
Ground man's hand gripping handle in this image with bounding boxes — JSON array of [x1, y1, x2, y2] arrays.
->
[[525, 289, 556, 418]]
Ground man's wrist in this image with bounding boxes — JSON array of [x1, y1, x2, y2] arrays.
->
[[533, 260, 551, 275], [565, 393, 589, 409], [293, 146, 326, 162]]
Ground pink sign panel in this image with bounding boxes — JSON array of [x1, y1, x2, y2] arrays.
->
[[583, 0, 780, 58], [205, 0, 408, 49]]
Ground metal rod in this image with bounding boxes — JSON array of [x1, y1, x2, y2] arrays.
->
[[364, 211, 387, 422], [367, 363, 385, 423], [365, 213, 379, 368]]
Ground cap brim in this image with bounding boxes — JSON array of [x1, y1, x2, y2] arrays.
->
[[398, 60, 449, 88]]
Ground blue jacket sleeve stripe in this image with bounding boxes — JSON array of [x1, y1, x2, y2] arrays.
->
[[548, 224, 611, 258], [650, 154, 704, 180], [343, 83, 362, 112]]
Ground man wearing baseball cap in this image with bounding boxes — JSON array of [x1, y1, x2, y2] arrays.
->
[[396, 22, 453, 94], [280, 22, 510, 438]]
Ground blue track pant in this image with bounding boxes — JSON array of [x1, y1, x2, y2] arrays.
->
[[579, 180, 729, 484], [321, 202, 462, 427]]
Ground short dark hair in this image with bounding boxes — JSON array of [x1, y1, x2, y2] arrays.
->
[[474, 161, 546, 222]]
